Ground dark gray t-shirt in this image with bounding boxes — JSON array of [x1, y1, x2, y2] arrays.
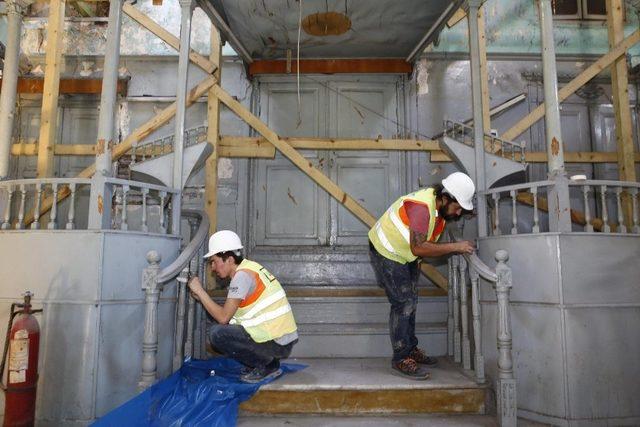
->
[[228, 271, 298, 345]]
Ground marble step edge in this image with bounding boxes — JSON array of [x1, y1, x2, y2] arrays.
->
[[209, 286, 447, 298], [296, 322, 447, 335]]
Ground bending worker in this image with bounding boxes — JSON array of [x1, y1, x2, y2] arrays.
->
[[368, 172, 476, 380], [188, 230, 298, 383]]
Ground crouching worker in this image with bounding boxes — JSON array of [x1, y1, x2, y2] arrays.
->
[[187, 230, 298, 383]]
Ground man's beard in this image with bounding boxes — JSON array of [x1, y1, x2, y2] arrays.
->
[[438, 205, 461, 221]]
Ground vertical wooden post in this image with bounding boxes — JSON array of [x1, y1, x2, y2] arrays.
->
[[205, 27, 222, 288], [37, 0, 66, 178], [607, 0, 636, 227]]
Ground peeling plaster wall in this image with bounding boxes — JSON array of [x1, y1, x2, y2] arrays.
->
[[435, 0, 640, 65]]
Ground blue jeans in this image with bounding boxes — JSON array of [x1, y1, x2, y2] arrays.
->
[[209, 324, 296, 368], [369, 242, 420, 362]]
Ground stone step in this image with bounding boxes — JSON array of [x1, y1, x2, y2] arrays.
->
[[239, 358, 487, 416], [291, 322, 447, 358], [238, 415, 548, 426], [238, 415, 499, 426]]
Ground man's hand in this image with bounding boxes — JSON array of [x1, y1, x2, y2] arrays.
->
[[455, 240, 475, 254], [188, 276, 205, 298]]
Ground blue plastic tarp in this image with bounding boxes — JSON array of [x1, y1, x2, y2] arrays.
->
[[92, 358, 305, 427]]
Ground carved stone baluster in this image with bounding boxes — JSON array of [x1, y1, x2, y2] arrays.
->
[[121, 185, 129, 231], [615, 187, 627, 233], [531, 187, 540, 233], [66, 183, 77, 230], [470, 268, 485, 384], [510, 144, 515, 161], [138, 251, 161, 390], [447, 257, 454, 357], [520, 141, 526, 164], [600, 185, 610, 233], [2, 185, 13, 229], [173, 268, 189, 371], [141, 143, 146, 162], [494, 249, 516, 427], [131, 142, 137, 165], [510, 190, 518, 235], [15, 184, 26, 229], [452, 255, 461, 364], [31, 183, 42, 229], [460, 257, 471, 370], [48, 183, 58, 230], [492, 193, 501, 236], [583, 185, 593, 232], [141, 187, 149, 232], [631, 188, 639, 234], [159, 191, 167, 234]]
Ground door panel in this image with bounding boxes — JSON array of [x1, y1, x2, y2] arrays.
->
[[59, 104, 99, 178], [253, 83, 329, 246], [329, 82, 403, 245]]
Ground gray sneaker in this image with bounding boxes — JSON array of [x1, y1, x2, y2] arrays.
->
[[240, 361, 283, 383]]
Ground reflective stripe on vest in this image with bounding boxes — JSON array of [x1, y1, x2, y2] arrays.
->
[[230, 259, 297, 343], [368, 187, 444, 264]]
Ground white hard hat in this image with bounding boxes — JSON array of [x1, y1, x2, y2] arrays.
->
[[441, 172, 475, 211], [203, 230, 243, 258]]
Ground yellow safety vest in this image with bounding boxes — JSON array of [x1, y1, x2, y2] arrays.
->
[[229, 259, 297, 343], [368, 188, 446, 264]]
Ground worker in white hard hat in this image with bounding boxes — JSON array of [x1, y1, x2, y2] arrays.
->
[[368, 172, 476, 380], [188, 230, 298, 383]]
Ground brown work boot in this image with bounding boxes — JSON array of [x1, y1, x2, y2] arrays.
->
[[409, 347, 438, 366], [391, 357, 430, 380]]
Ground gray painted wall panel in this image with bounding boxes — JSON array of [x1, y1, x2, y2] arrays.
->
[[482, 303, 567, 418], [0, 231, 103, 301], [560, 235, 640, 305], [101, 232, 180, 300], [564, 307, 640, 419], [479, 234, 561, 304]]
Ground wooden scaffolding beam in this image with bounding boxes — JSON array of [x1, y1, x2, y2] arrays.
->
[[36, 0, 66, 178], [502, 29, 640, 142]]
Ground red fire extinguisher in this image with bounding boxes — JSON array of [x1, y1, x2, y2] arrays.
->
[[1, 292, 42, 427]]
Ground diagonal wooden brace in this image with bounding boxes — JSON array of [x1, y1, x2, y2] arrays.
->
[[209, 83, 449, 290], [503, 29, 640, 142], [24, 75, 218, 226]]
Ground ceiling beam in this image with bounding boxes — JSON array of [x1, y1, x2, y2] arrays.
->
[[249, 59, 412, 76], [195, 0, 253, 64], [406, 0, 464, 63]]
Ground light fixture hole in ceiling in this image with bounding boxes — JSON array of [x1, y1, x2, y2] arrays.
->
[[302, 12, 351, 36]]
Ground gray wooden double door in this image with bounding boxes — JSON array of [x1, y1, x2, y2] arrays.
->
[[250, 76, 407, 249]]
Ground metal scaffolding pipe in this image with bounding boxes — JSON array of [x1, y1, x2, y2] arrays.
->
[[0, 0, 27, 179], [89, 0, 123, 229], [95, 0, 123, 176], [538, 0, 572, 232], [468, 0, 489, 237], [171, 0, 195, 235], [538, 0, 566, 174]]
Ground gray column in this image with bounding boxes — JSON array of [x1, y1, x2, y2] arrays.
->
[[171, 0, 195, 235], [468, 0, 488, 237], [0, 0, 28, 179], [88, 0, 123, 229], [538, 0, 571, 232]]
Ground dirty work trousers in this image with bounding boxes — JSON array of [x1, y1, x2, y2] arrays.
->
[[369, 242, 420, 362], [209, 324, 296, 368]]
